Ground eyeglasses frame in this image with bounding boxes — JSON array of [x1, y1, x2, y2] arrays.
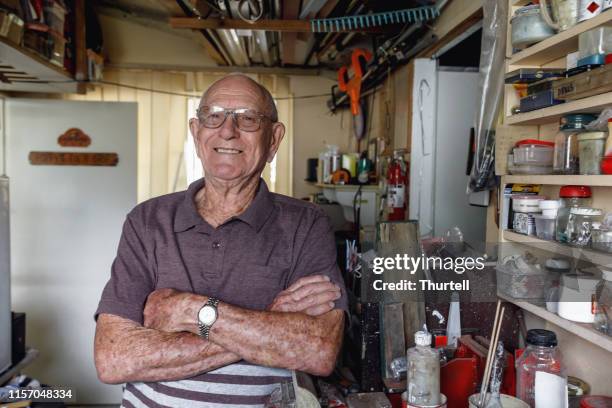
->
[[195, 106, 275, 132]]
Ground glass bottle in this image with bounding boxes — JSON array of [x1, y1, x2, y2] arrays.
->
[[555, 185, 592, 243], [516, 329, 566, 407], [593, 269, 612, 335], [553, 114, 596, 174], [406, 331, 440, 405]]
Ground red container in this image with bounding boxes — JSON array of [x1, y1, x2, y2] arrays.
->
[[580, 396, 612, 408], [601, 156, 612, 174]]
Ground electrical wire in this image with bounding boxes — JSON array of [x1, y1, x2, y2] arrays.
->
[[91, 80, 330, 100]]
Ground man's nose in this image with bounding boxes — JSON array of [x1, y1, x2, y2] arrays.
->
[[218, 114, 239, 140]]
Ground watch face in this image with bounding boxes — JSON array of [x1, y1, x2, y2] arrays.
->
[[198, 305, 217, 325]]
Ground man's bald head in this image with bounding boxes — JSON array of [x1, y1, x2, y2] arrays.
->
[[200, 74, 278, 122]]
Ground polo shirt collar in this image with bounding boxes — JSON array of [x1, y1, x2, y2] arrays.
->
[[173, 178, 274, 233]]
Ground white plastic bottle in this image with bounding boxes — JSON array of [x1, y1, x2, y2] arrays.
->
[[406, 331, 440, 406]]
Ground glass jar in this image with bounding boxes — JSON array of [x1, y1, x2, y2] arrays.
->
[[566, 207, 604, 247], [593, 269, 612, 335], [406, 331, 440, 405], [555, 186, 593, 243], [553, 114, 596, 174], [578, 132, 607, 175], [516, 329, 565, 407]]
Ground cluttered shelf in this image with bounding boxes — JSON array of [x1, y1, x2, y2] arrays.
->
[[498, 293, 612, 353], [505, 92, 612, 125], [502, 230, 612, 267], [312, 182, 381, 192], [508, 9, 612, 67], [0, 34, 79, 93], [501, 174, 612, 186]]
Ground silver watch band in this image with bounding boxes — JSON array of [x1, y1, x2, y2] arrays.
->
[[198, 297, 219, 340]]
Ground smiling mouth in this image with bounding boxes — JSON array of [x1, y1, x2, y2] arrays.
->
[[214, 147, 243, 154]]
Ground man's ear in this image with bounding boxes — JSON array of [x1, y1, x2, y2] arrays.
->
[[189, 118, 202, 158], [266, 122, 285, 163]]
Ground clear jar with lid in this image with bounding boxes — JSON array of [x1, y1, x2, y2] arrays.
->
[[555, 185, 593, 243], [578, 132, 607, 175], [406, 331, 440, 405], [516, 329, 566, 407], [593, 269, 612, 335], [553, 114, 596, 174], [566, 207, 604, 247]]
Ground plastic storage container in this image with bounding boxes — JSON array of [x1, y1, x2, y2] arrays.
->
[[513, 195, 545, 235], [591, 225, 612, 252], [578, 132, 607, 175], [534, 214, 556, 240], [406, 331, 441, 406], [539, 199, 561, 217], [553, 114, 596, 174], [593, 269, 612, 335], [558, 274, 600, 322], [513, 140, 554, 165], [516, 329, 566, 408], [578, 27, 612, 60], [566, 207, 604, 247], [496, 261, 548, 300], [555, 185, 593, 243]]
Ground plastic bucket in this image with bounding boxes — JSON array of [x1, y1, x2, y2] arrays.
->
[[468, 393, 529, 408], [402, 392, 448, 408]]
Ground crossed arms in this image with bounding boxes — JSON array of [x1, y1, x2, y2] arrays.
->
[[94, 275, 345, 384]]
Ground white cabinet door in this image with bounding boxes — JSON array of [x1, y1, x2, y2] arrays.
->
[[6, 99, 137, 404]]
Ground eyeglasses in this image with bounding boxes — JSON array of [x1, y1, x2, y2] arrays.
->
[[196, 106, 273, 132]]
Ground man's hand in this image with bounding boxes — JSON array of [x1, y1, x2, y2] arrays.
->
[[144, 288, 194, 332], [267, 275, 341, 316]]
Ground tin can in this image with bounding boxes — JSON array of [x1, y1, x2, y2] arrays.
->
[[579, 0, 603, 22]]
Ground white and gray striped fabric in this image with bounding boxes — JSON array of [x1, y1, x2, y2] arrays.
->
[[120, 363, 292, 408]]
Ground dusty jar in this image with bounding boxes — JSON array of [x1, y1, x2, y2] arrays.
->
[[578, 132, 607, 175]]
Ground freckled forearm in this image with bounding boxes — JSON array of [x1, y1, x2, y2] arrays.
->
[[209, 305, 343, 374], [95, 315, 240, 383]]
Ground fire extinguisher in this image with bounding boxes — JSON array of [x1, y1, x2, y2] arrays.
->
[[387, 149, 408, 221]]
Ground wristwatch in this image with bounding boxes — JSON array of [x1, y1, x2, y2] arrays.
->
[[197, 297, 219, 340]]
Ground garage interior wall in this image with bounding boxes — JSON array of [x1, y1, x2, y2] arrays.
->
[[65, 69, 298, 202]]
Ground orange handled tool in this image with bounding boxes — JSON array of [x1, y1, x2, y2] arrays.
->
[[338, 48, 373, 116]]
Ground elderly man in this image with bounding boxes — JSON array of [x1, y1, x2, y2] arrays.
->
[[94, 74, 348, 407]]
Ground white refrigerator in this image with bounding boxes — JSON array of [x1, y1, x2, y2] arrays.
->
[[0, 176, 10, 374], [409, 58, 486, 244]]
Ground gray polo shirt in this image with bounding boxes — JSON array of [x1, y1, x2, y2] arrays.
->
[[96, 178, 348, 407]]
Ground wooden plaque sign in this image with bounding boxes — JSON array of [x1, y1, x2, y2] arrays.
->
[[58, 128, 91, 147], [29, 152, 119, 166]]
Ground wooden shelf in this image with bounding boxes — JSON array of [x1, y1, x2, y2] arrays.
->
[[508, 9, 612, 67], [502, 230, 612, 267], [505, 92, 612, 125], [502, 175, 612, 186], [0, 35, 80, 93], [498, 293, 612, 353], [512, 0, 533, 6], [313, 183, 381, 192]]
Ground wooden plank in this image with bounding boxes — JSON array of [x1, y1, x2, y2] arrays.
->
[[417, 7, 484, 58], [74, 0, 87, 81], [502, 174, 612, 186], [169, 17, 396, 33], [29, 152, 119, 166]]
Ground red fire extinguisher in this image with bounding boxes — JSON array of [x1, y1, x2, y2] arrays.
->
[[387, 150, 408, 221]]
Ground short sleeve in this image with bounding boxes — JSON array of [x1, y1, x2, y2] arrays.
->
[[289, 212, 349, 315], [95, 212, 155, 325]]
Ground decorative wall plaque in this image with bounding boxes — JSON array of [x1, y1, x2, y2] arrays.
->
[[58, 128, 91, 147], [29, 152, 119, 166]]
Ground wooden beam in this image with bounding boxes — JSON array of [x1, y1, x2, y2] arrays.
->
[[74, 0, 87, 81], [169, 17, 397, 33], [416, 7, 483, 58]]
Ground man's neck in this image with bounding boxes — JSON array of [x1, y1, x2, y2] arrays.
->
[[195, 176, 260, 228]]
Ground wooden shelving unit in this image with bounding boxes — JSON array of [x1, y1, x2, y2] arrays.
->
[[503, 230, 612, 267], [0, 34, 81, 94], [498, 2, 612, 392], [501, 174, 612, 186], [498, 293, 612, 353]]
